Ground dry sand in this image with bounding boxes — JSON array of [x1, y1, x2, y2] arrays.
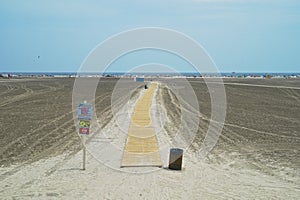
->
[[0, 78, 299, 199]]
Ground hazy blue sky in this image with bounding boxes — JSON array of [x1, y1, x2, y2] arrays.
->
[[0, 0, 299, 72]]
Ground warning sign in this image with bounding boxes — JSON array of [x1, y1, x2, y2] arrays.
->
[[79, 120, 90, 128], [79, 127, 90, 135], [78, 103, 92, 120], [78, 102, 92, 135]]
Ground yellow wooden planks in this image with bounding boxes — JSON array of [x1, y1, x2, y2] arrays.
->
[[121, 83, 162, 167]]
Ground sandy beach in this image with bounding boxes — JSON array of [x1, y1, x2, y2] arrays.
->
[[0, 78, 299, 199]]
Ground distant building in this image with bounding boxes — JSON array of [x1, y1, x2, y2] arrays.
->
[[134, 77, 145, 82]]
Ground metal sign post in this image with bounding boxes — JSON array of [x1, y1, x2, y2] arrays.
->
[[78, 101, 92, 170]]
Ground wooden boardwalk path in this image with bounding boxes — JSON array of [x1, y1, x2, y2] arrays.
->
[[121, 83, 162, 167]]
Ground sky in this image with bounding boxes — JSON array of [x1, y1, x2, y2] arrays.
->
[[0, 0, 299, 73]]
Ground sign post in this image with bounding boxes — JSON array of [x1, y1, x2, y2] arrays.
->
[[78, 101, 92, 170], [82, 136, 86, 170]]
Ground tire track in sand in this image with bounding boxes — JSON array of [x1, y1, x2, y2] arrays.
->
[[279, 88, 300, 101], [0, 92, 112, 182], [0, 84, 18, 97], [0, 92, 111, 157]]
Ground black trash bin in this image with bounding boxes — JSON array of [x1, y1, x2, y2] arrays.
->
[[169, 148, 183, 170]]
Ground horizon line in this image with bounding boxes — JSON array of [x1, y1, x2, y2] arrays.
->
[[1, 71, 300, 74]]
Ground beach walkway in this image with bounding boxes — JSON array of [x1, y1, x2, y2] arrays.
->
[[121, 82, 162, 167]]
